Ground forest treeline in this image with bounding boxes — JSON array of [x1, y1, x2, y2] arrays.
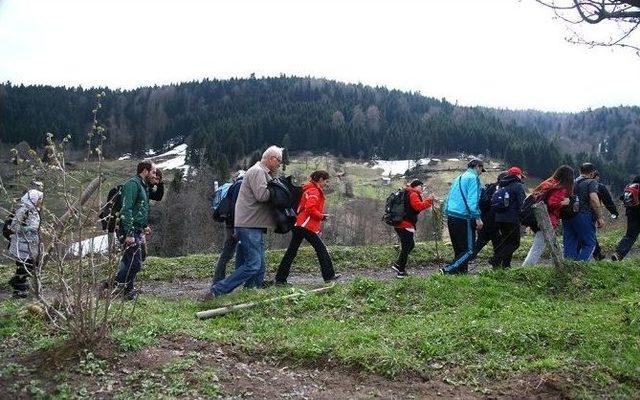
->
[[0, 76, 637, 189]]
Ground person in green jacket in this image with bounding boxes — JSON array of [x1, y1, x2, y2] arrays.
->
[[114, 161, 155, 300]]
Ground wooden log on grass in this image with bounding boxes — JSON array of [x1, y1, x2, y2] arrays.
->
[[532, 202, 563, 269], [196, 285, 335, 320]]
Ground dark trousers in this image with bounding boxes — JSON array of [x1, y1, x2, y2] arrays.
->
[[615, 214, 640, 260], [493, 222, 521, 268], [394, 228, 415, 271], [213, 226, 239, 284], [275, 226, 335, 283], [472, 218, 501, 262], [443, 217, 477, 274], [9, 259, 35, 293], [115, 233, 144, 293]]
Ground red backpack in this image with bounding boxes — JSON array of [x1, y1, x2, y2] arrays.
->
[[623, 183, 640, 208]]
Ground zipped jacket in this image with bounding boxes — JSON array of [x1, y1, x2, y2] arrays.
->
[[445, 169, 481, 220], [119, 175, 149, 237], [395, 187, 433, 230], [295, 181, 325, 234]]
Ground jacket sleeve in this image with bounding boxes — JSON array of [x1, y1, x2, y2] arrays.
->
[[547, 188, 567, 215], [409, 191, 433, 212], [465, 176, 481, 219], [119, 180, 137, 236], [248, 168, 271, 203], [598, 183, 618, 216], [303, 188, 324, 220]]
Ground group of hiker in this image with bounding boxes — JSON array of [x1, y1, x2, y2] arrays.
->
[[3, 145, 640, 299]]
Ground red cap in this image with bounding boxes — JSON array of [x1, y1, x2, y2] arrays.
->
[[508, 166, 526, 177]]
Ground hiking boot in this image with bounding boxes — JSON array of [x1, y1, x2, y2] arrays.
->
[[122, 290, 138, 301], [12, 290, 29, 299], [275, 281, 292, 287], [395, 270, 408, 279], [611, 253, 621, 262], [324, 273, 342, 284], [201, 291, 216, 301], [593, 252, 605, 261]]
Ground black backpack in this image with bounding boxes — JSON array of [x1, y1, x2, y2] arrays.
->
[[99, 185, 123, 233], [2, 212, 15, 241], [479, 183, 497, 214], [520, 191, 551, 231], [490, 185, 511, 212], [268, 176, 302, 234], [383, 189, 407, 226]]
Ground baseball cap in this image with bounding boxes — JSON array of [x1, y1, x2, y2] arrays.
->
[[467, 158, 486, 172], [507, 166, 526, 177]]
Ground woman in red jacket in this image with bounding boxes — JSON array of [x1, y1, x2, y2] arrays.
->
[[392, 179, 434, 278], [521, 165, 573, 266], [275, 170, 340, 284]]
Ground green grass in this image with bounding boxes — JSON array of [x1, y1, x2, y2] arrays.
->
[[1, 253, 639, 397]]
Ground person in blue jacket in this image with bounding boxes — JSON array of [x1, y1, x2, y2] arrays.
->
[[441, 158, 485, 274]]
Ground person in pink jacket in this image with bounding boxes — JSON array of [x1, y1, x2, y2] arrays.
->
[[275, 170, 340, 284]]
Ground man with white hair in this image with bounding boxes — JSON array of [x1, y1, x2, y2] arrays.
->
[[205, 146, 282, 298]]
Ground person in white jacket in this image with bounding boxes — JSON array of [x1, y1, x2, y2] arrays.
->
[[7, 189, 43, 298]]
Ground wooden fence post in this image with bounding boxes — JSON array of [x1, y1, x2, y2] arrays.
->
[[532, 202, 563, 269]]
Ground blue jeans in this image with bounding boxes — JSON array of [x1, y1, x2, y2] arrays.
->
[[212, 227, 239, 285], [212, 228, 265, 296], [115, 232, 144, 293], [563, 212, 597, 261]]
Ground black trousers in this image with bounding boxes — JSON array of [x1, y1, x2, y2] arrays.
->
[[443, 217, 477, 274], [615, 213, 640, 259], [394, 228, 415, 271], [9, 259, 35, 293], [493, 222, 521, 268], [472, 218, 501, 262], [275, 226, 335, 283]]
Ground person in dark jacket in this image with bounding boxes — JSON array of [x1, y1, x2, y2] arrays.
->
[[212, 171, 244, 284], [592, 171, 618, 261], [492, 166, 527, 269], [391, 179, 434, 278], [471, 171, 509, 264], [612, 175, 640, 261], [275, 170, 340, 284]]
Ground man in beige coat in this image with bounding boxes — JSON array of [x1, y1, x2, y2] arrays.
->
[[205, 146, 282, 297]]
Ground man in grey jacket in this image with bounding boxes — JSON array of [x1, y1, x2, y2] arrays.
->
[[205, 146, 282, 297]]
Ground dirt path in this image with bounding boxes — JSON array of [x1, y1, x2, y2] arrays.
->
[[138, 262, 483, 300]]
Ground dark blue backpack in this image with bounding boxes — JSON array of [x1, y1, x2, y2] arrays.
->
[[490, 186, 510, 212]]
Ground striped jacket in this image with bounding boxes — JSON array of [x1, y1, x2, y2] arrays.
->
[[295, 181, 325, 234]]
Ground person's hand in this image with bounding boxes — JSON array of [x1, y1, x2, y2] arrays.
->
[[322, 214, 330, 221], [125, 236, 135, 246], [144, 226, 152, 236], [596, 218, 605, 228], [561, 198, 570, 206], [476, 219, 484, 230]]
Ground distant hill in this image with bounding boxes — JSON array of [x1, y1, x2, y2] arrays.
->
[[1, 76, 635, 188]]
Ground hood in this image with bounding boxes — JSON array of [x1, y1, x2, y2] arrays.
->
[[20, 189, 43, 209], [497, 175, 521, 187]]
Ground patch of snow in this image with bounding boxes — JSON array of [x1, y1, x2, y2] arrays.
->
[[145, 149, 156, 156], [447, 158, 460, 162], [148, 143, 189, 174], [118, 153, 131, 161], [372, 159, 430, 177], [70, 234, 110, 257]]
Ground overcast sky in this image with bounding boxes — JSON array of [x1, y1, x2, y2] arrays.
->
[[0, 0, 639, 112]]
